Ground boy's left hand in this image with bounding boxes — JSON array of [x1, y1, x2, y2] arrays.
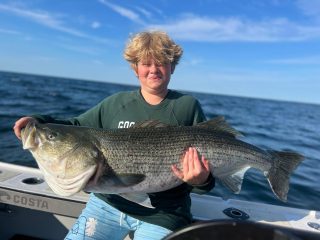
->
[[171, 147, 210, 185]]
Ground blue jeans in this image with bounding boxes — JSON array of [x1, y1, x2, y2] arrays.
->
[[65, 194, 172, 240]]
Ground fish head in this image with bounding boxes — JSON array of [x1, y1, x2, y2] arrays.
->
[[21, 122, 99, 196]]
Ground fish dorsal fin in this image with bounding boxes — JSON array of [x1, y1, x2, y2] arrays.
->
[[198, 116, 242, 137], [132, 120, 169, 128]]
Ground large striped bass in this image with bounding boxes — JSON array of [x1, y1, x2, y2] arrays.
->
[[21, 117, 304, 208]]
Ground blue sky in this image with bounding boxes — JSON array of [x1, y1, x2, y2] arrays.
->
[[1, 0, 320, 104]]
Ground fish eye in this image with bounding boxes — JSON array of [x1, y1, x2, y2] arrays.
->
[[47, 132, 57, 140]]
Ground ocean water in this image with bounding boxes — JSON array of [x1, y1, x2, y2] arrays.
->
[[1, 71, 319, 211]]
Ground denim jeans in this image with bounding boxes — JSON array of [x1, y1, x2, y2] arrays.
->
[[65, 193, 172, 240]]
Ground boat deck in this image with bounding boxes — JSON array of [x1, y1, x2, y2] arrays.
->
[[0, 161, 319, 239]]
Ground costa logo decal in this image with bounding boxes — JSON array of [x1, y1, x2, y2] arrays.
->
[[0, 190, 49, 209]]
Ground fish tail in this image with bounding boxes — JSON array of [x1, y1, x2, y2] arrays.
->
[[266, 151, 304, 202]]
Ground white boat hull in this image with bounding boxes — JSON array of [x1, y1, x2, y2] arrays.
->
[[0, 162, 319, 239]]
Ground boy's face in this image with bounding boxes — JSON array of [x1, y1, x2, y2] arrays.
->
[[134, 58, 174, 94]]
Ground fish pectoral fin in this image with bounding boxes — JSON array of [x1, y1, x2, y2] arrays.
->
[[102, 173, 146, 187], [118, 193, 154, 209], [116, 173, 146, 186], [219, 167, 250, 193]]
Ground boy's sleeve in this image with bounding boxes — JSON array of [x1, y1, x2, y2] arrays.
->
[[191, 174, 215, 194], [31, 99, 107, 128], [30, 114, 75, 125]]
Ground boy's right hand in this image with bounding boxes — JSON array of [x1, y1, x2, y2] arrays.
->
[[13, 117, 38, 140]]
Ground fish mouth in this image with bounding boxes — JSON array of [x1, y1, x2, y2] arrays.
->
[[21, 122, 39, 150], [39, 164, 97, 196]]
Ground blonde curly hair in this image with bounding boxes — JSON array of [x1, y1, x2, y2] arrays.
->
[[124, 31, 183, 69]]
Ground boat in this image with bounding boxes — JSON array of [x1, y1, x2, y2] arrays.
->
[[0, 161, 319, 239]]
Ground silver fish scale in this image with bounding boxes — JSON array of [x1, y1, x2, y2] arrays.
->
[[22, 122, 303, 200], [93, 126, 272, 192]]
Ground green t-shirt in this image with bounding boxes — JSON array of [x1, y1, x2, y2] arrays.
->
[[33, 89, 215, 231]]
